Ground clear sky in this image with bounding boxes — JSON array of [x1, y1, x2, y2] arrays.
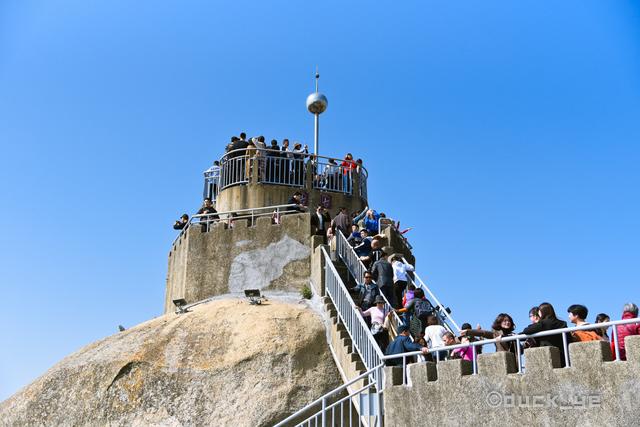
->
[[1, 1, 639, 400]]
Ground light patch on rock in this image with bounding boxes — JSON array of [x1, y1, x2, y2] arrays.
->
[[227, 235, 310, 293], [235, 240, 252, 247]]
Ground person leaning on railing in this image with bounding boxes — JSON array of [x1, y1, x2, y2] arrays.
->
[[611, 302, 640, 361], [196, 198, 219, 230], [522, 302, 570, 367], [385, 324, 429, 366], [286, 192, 307, 213], [460, 313, 518, 355], [173, 214, 189, 230], [567, 304, 601, 342]]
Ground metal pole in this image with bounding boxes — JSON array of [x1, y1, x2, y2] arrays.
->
[[314, 113, 319, 157], [562, 332, 570, 367], [472, 345, 477, 374], [612, 326, 621, 361]]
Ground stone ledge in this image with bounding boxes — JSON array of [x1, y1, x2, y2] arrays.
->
[[524, 346, 561, 374], [569, 340, 612, 370], [478, 351, 517, 376]]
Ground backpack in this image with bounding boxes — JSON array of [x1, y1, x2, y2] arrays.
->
[[414, 299, 435, 319]]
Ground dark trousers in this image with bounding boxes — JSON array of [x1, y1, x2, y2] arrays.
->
[[394, 280, 407, 308]]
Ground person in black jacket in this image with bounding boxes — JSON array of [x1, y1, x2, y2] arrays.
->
[[371, 246, 396, 307], [522, 302, 571, 367], [310, 205, 331, 239]]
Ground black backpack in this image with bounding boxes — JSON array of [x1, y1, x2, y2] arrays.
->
[[414, 299, 435, 319]]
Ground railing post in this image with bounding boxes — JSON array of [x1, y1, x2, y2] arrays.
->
[[472, 345, 477, 374], [321, 397, 326, 427], [562, 332, 570, 367], [516, 338, 522, 373], [612, 326, 621, 361]]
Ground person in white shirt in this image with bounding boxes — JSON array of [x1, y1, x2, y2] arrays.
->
[[204, 161, 220, 200], [424, 315, 448, 361], [392, 255, 415, 311]]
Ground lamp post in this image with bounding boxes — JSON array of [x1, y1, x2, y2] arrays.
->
[[306, 70, 328, 157]]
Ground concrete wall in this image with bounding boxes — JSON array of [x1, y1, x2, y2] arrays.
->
[[384, 337, 640, 426], [165, 213, 312, 313]]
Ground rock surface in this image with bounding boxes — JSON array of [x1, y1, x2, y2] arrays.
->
[[0, 298, 341, 426]]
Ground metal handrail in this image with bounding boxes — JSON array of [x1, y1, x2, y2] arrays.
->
[[171, 203, 300, 246], [212, 147, 369, 198], [383, 317, 640, 384], [401, 260, 461, 333], [335, 231, 406, 339], [273, 364, 384, 427], [322, 247, 385, 381]]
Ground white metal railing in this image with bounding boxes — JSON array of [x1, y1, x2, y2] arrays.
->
[[402, 260, 461, 333], [322, 247, 385, 382], [260, 154, 306, 187], [335, 229, 458, 337], [335, 231, 406, 339], [273, 364, 384, 427], [312, 159, 355, 194], [219, 155, 248, 190], [212, 147, 369, 199], [203, 168, 220, 201], [383, 317, 640, 385], [171, 203, 299, 246]]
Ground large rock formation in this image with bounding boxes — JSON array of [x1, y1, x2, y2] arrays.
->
[[0, 298, 341, 426]]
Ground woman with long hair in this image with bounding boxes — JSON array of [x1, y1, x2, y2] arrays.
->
[[522, 302, 570, 367]]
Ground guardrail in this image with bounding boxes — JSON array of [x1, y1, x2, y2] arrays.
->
[[322, 247, 385, 383], [383, 317, 640, 385], [171, 203, 300, 246], [211, 147, 368, 199], [401, 260, 460, 333], [312, 160, 353, 194], [273, 364, 384, 427]]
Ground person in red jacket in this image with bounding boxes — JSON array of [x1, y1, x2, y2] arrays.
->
[[341, 153, 357, 193], [611, 303, 640, 360]]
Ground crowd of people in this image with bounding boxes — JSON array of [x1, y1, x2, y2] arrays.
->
[[375, 292, 640, 366], [202, 132, 366, 196]]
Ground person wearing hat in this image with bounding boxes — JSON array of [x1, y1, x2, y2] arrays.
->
[[385, 324, 430, 366], [358, 295, 390, 351]]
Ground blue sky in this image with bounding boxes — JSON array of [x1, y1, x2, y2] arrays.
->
[[1, 1, 639, 400]]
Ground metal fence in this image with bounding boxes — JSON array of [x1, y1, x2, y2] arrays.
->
[[383, 317, 640, 385], [259, 154, 306, 187], [212, 148, 368, 200], [219, 155, 248, 190], [312, 160, 353, 194], [171, 203, 298, 246], [273, 364, 384, 427], [203, 168, 220, 201], [322, 247, 385, 382]]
